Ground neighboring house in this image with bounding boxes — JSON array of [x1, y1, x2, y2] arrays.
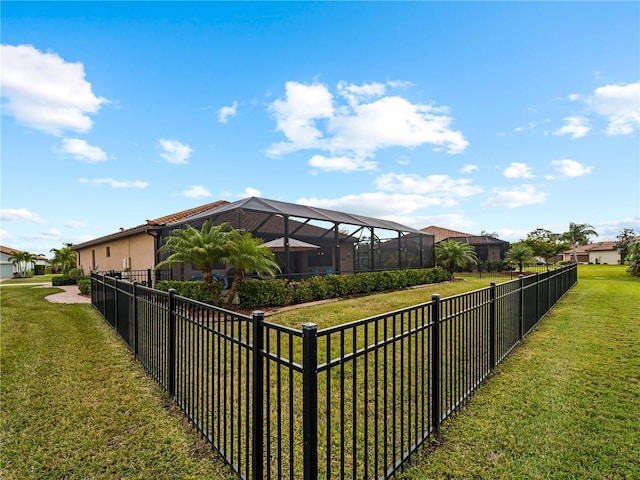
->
[[420, 226, 509, 263], [0, 245, 48, 278], [563, 241, 622, 264], [0, 245, 17, 278], [73, 196, 434, 280]]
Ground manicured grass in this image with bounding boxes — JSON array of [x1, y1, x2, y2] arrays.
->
[[270, 276, 492, 329], [397, 264, 640, 479], [0, 287, 235, 479], [0, 274, 55, 285]]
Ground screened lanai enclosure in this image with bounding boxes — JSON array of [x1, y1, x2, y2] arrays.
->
[[155, 196, 434, 280]]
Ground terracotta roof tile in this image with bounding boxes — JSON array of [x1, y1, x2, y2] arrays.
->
[[146, 200, 229, 225], [420, 226, 473, 243]]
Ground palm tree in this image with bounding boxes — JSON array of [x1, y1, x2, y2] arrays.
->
[[156, 221, 232, 305], [222, 231, 280, 306], [434, 240, 479, 280], [504, 244, 534, 273], [8, 250, 37, 278], [562, 222, 598, 263], [50, 245, 77, 274]]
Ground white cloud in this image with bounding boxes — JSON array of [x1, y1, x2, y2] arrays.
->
[[503, 162, 534, 179], [64, 220, 87, 229], [267, 80, 468, 159], [21, 228, 62, 240], [553, 116, 590, 139], [587, 82, 640, 135], [159, 138, 193, 164], [242, 187, 261, 197], [79, 178, 149, 189], [376, 173, 482, 198], [55, 138, 107, 162], [482, 185, 547, 208], [298, 192, 457, 219], [551, 159, 594, 177], [182, 185, 211, 198], [218, 101, 238, 123], [309, 154, 377, 172], [0, 208, 45, 224], [460, 164, 479, 174], [0, 44, 107, 135], [567, 94, 581, 102]]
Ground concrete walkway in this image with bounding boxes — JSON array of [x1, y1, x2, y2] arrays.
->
[[0, 280, 91, 304], [44, 285, 92, 304]]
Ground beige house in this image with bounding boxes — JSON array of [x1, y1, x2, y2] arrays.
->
[[73, 201, 228, 273], [73, 197, 433, 281], [563, 241, 621, 264], [421, 226, 509, 263]]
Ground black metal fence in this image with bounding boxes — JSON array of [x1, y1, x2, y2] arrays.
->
[[97, 268, 173, 287], [91, 263, 577, 479]]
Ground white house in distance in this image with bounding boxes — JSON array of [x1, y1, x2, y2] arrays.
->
[[0, 245, 49, 278], [562, 241, 622, 264]]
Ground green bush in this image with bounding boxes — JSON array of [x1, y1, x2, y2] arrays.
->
[[238, 279, 293, 309], [68, 268, 85, 280], [77, 276, 91, 295], [156, 280, 220, 304], [235, 267, 449, 309], [52, 275, 76, 286]]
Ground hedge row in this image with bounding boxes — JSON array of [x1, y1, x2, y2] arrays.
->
[[238, 267, 449, 309], [155, 280, 222, 304]]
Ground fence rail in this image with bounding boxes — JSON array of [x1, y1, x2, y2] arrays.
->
[[91, 263, 577, 479]]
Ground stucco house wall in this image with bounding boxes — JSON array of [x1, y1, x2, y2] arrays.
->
[[76, 231, 156, 273]]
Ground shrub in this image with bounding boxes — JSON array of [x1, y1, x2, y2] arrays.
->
[[238, 279, 293, 309], [156, 280, 219, 304], [52, 275, 76, 286], [77, 276, 91, 295], [68, 268, 85, 281]]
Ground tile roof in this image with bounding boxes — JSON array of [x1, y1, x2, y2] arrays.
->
[[146, 200, 229, 225], [0, 245, 19, 255], [420, 226, 473, 243], [72, 200, 229, 249]]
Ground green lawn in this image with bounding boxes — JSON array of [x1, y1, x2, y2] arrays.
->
[[397, 264, 640, 479], [0, 273, 55, 285], [2, 266, 637, 479], [0, 286, 235, 479]]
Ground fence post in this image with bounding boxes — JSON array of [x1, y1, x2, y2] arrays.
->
[[489, 283, 496, 370], [114, 277, 119, 333], [302, 323, 318, 480], [168, 289, 177, 398], [147, 268, 153, 288], [431, 294, 441, 436], [252, 311, 265, 480], [518, 275, 524, 341], [132, 281, 139, 358], [535, 273, 540, 322]]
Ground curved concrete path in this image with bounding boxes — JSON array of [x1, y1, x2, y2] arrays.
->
[[44, 284, 92, 304]]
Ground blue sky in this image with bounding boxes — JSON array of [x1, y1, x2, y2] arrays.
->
[[2, 1, 639, 256]]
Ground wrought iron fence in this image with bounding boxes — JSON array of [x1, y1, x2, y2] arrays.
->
[[91, 263, 577, 479]]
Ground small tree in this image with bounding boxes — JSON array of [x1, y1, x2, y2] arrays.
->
[[434, 240, 478, 280], [156, 221, 232, 305], [523, 228, 569, 263], [504, 244, 534, 273], [562, 222, 598, 263], [50, 245, 77, 274], [8, 250, 37, 278], [615, 228, 636, 264], [222, 231, 280, 306], [624, 240, 640, 277]]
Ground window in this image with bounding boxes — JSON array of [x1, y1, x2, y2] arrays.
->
[[106, 246, 111, 257]]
